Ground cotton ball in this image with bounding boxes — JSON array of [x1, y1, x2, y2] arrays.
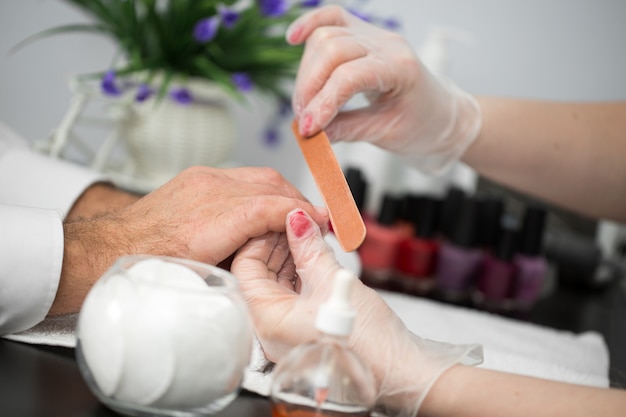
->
[[79, 257, 251, 410], [127, 258, 208, 291], [113, 288, 177, 405], [154, 291, 253, 408], [77, 273, 133, 397], [113, 258, 208, 405]]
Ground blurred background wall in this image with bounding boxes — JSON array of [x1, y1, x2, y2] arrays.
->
[[1, 0, 626, 225]]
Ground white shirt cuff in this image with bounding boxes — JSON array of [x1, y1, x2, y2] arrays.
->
[[0, 205, 63, 334], [0, 148, 106, 218]]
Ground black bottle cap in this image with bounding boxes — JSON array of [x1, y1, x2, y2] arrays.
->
[[344, 167, 367, 213], [518, 205, 547, 256], [448, 197, 479, 248], [378, 194, 401, 226], [414, 196, 440, 239], [477, 197, 505, 249], [400, 193, 421, 223], [440, 186, 467, 239], [493, 223, 518, 262]]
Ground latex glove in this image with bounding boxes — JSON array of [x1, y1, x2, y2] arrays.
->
[[287, 5, 482, 174], [232, 209, 483, 417]]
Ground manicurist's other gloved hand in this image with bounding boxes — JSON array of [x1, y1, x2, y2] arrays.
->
[[287, 5, 482, 174], [232, 209, 482, 417]]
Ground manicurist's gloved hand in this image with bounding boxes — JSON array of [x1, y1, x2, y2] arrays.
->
[[232, 209, 483, 417], [287, 5, 482, 174]]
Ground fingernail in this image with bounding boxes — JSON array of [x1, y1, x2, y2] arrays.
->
[[286, 24, 303, 44], [289, 210, 311, 238], [300, 113, 313, 136]]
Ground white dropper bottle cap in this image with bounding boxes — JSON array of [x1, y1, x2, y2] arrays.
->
[[314, 269, 357, 337]]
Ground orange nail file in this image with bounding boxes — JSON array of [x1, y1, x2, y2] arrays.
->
[[292, 120, 366, 252]]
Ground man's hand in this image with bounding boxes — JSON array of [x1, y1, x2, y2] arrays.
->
[[51, 166, 328, 315]]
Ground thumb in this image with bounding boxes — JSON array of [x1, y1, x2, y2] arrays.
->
[[286, 209, 342, 292]]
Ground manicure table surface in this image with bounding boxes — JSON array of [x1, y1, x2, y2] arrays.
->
[[1, 278, 625, 417]]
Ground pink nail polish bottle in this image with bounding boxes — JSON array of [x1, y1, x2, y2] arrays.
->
[[512, 206, 548, 311], [473, 221, 518, 312]]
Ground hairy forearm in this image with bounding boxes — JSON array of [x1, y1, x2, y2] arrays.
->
[[48, 218, 124, 315], [462, 99, 626, 222], [66, 182, 141, 221], [421, 365, 626, 417], [49, 183, 141, 315]]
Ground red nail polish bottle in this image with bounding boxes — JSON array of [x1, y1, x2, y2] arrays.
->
[[358, 194, 405, 290], [395, 196, 441, 296]]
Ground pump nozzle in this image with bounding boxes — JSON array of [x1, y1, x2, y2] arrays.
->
[[315, 269, 357, 336]]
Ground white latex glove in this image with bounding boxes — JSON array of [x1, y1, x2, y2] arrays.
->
[[232, 209, 483, 416], [287, 5, 482, 174]]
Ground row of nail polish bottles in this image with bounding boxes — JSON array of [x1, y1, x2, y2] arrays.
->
[[346, 167, 549, 313]]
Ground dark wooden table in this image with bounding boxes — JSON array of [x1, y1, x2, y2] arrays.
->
[[0, 339, 272, 417]]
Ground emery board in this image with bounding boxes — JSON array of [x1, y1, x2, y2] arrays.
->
[[292, 120, 366, 252]]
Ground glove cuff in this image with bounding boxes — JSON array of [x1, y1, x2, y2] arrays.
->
[[376, 334, 483, 417]]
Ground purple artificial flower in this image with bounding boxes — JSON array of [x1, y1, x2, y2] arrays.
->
[[170, 87, 193, 105], [347, 8, 372, 22], [263, 127, 280, 147], [231, 72, 253, 92], [382, 17, 401, 31], [299, 0, 321, 7], [193, 16, 220, 43], [257, 0, 289, 18], [101, 70, 122, 96], [218, 5, 240, 28], [135, 84, 154, 102]]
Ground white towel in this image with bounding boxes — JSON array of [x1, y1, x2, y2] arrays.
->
[[378, 290, 609, 388], [4, 289, 609, 397]]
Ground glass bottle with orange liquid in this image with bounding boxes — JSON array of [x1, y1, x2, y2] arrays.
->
[[270, 269, 376, 417]]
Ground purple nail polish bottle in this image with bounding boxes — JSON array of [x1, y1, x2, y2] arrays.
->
[[435, 195, 482, 303], [513, 206, 547, 311], [474, 222, 518, 312]]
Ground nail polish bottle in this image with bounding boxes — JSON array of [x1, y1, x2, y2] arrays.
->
[[358, 193, 405, 291], [395, 196, 441, 296], [512, 206, 548, 311], [476, 197, 505, 254], [344, 166, 370, 222], [395, 193, 422, 238], [473, 220, 518, 312], [435, 196, 482, 304], [438, 186, 466, 240]]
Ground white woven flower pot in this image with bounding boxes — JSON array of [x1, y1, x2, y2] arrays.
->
[[118, 80, 236, 191]]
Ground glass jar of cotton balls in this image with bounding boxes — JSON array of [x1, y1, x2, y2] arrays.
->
[[76, 255, 253, 417]]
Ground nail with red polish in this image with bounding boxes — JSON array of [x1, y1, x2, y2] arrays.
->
[[286, 24, 303, 44], [300, 114, 313, 136], [289, 210, 311, 238]]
